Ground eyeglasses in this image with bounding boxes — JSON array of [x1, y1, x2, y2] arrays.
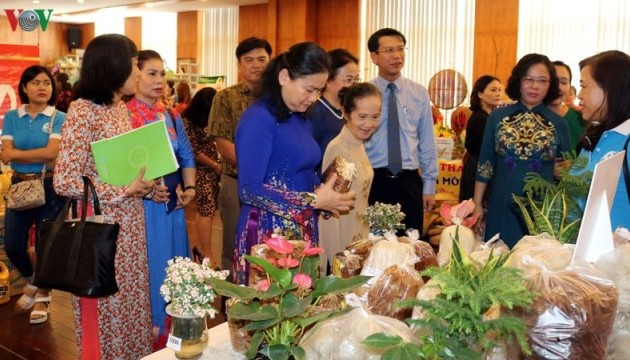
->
[[342, 76, 361, 85], [522, 76, 550, 86], [374, 47, 407, 55]]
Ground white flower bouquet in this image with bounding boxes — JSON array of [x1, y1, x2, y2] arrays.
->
[[160, 256, 229, 318], [363, 202, 406, 235]]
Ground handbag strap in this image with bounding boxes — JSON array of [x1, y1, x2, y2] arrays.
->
[[64, 177, 103, 282], [622, 135, 630, 202]]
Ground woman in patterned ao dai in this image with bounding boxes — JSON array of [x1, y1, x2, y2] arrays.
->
[[233, 42, 356, 285], [54, 34, 157, 359], [474, 54, 570, 248], [319, 83, 382, 273]]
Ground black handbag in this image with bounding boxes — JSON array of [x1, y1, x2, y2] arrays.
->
[[35, 176, 120, 297]]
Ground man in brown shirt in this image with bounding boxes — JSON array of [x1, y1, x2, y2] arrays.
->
[[207, 37, 272, 277]]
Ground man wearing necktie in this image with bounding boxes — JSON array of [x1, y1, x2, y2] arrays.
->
[[364, 28, 438, 234]]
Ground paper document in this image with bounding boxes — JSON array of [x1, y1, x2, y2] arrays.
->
[[91, 121, 179, 185]]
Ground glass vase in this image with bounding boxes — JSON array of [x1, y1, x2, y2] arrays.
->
[[165, 305, 209, 359]]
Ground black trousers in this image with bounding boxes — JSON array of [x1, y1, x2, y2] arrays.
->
[[369, 168, 424, 234]]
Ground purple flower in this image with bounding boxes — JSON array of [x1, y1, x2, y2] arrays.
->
[[529, 159, 542, 172], [506, 156, 517, 171]]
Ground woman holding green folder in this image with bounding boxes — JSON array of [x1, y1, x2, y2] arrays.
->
[[126, 49, 196, 350]]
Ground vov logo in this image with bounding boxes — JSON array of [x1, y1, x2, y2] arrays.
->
[[4, 9, 54, 32]]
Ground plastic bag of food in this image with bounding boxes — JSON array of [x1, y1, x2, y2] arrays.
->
[[595, 243, 630, 359], [367, 264, 424, 321], [332, 250, 363, 278], [435, 200, 481, 266], [300, 306, 417, 360], [506, 234, 574, 278], [321, 155, 356, 193], [411, 278, 441, 320], [469, 234, 510, 266], [520, 261, 618, 360], [399, 229, 438, 277]]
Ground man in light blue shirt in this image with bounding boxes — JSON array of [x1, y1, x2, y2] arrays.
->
[[365, 28, 438, 233]]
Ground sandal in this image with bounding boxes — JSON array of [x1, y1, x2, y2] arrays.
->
[[16, 283, 38, 310], [30, 296, 51, 325]]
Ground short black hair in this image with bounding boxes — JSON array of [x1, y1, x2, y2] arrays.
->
[[138, 49, 162, 69], [74, 34, 138, 105], [505, 53, 560, 105], [552, 60, 572, 82], [338, 82, 382, 115], [261, 42, 331, 121], [18, 65, 57, 106], [181, 87, 217, 129], [55, 72, 72, 92], [328, 48, 359, 78], [236, 37, 272, 61], [367, 28, 406, 53], [469, 75, 500, 111]]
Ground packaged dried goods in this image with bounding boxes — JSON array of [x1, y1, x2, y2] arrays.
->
[[367, 264, 424, 321]]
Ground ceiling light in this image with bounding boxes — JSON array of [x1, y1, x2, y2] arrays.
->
[[145, 2, 154, 8], [77, 0, 85, 4], [32, 0, 40, 4]]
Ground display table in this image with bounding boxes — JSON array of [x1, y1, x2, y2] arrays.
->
[[142, 322, 245, 360]]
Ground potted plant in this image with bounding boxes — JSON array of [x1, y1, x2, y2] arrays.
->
[[362, 202, 405, 236], [209, 234, 370, 360], [160, 257, 229, 359]]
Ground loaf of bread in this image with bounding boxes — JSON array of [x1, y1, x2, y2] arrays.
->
[[322, 155, 356, 193]]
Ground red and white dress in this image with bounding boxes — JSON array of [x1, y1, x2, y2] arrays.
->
[[54, 98, 153, 359]]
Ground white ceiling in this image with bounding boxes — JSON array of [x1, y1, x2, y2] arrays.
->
[[2, 0, 266, 24]]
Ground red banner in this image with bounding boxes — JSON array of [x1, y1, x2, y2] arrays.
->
[[0, 44, 40, 130]]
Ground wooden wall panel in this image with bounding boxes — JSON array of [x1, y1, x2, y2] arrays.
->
[[177, 11, 203, 62], [78, 23, 94, 49], [276, 0, 317, 53], [473, 0, 519, 86], [316, 0, 360, 56], [239, 4, 268, 42], [125, 17, 142, 50]]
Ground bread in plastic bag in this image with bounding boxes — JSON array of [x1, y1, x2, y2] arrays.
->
[[411, 278, 441, 320], [399, 229, 439, 278], [506, 234, 574, 278], [594, 242, 630, 360], [300, 306, 417, 360], [469, 234, 510, 266], [520, 261, 618, 360], [367, 264, 424, 321], [332, 250, 363, 278], [436, 224, 477, 266]]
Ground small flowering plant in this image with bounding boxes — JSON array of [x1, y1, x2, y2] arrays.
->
[[160, 256, 229, 318], [363, 202, 406, 235], [209, 234, 370, 360]]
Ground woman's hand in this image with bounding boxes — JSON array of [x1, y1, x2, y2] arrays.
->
[[126, 167, 156, 197], [149, 182, 169, 202], [0, 147, 15, 164], [176, 185, 195, 208], [313, 173, 356, 216]]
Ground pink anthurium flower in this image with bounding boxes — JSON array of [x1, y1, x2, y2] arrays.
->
[[293, 273, 312, 289], [277, 256, 300, 268], [254, 279, 270, 292], [266, 234, 293, 254], [441, 199, 477, 226]]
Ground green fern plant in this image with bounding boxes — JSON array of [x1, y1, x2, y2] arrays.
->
[[363, 233, 535, 359]]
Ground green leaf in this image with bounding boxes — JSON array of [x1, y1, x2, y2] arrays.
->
[[257, 282, 285, 300], [280, 293, 311, 318], [260, 343, 291, 360], [244, 316, 281, 331], [528, 194, 554, 236], [291, 345, 306, 360], [512, 194, 536, 235], [311, 275, 371, 298], [299, 255, 321, 280], [559, 218, 581, 244], [229, 302, 277, 321], [246, 255, 293, 288], [208, 277, 259, 300], [546, 190, 566, 235], [363, 333, 403, 349], [381, 343, 424, 360], [246, 331, 264, 360]]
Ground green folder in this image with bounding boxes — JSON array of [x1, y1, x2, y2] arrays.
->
[[90, 121, 178, 186]]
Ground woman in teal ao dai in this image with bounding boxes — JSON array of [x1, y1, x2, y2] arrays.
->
[[474, 54, 570, 248]]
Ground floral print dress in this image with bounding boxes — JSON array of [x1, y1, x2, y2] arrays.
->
[[54, 99, 153, 359], [476, 102, 570, 248], [234, 98, 321, 285]]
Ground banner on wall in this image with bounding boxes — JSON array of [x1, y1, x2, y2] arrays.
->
[[0, 44, 40, 131], [197, 76, 226, 91]]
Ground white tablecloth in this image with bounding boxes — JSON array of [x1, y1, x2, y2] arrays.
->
[[142, 322, 246, 360]]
